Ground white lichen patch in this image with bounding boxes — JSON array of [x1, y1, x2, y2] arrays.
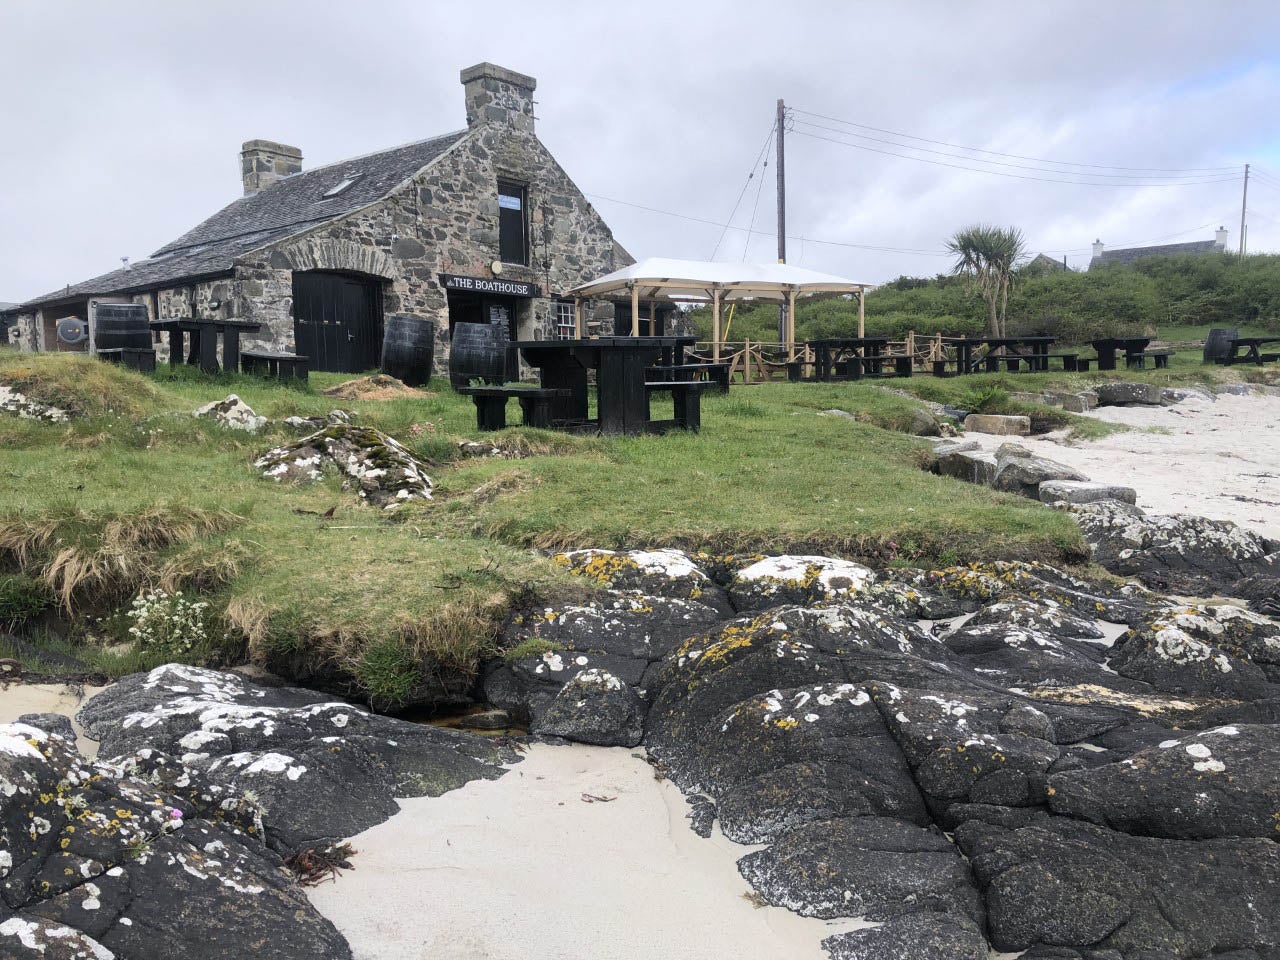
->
[[1151, 626, 1232, 673], [570, 668, 624, 692], [735, 555, 876, 598]]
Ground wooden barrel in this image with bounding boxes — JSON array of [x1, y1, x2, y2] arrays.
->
[[380, 315, 436, 387], [93, 304, 151, 351], [448, 322, 506, 389], [1203, 327, 1238, 364]]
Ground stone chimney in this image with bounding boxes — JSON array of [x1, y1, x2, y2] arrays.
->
[[1092, 238, 1105, 258], [461, 63, 536, 133], [1215, 226, 1229, 249], [240, 140, 302, 196]]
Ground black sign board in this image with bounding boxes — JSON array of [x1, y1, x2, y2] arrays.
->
[[440, 273, 539, 298]]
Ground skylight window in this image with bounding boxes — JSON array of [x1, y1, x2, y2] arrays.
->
[[322, 175, 362, 198]]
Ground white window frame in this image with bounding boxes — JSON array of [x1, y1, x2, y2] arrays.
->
[[553, 300, 576, 340]]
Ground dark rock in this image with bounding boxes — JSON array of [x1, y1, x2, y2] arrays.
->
[[957, 817, 1280, 957], [15, 713, 75, 742], [0, 718, 351, 960], [1109, 614, 1278, 700], [531, 668, 645, 747], [455, 708, 513, 731], [550, 548, 732, 614], [1076, 503, 1280, 596], [1047, 723, 1280, 839], [686, 795, 716, 838], [822, 913, 989, 960], [963, 597, 1107, 641], [737, 816, 983, 923], [77, 664, 516, 855]]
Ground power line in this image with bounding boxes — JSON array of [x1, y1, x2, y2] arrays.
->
[[791, 118, 1244, 183], [710, 122, 775, 260], [1039, 216, 1236, 254], [791, 127, 1245, 188], [742, 133, 773, 262], [789, 108, 1240, 174]]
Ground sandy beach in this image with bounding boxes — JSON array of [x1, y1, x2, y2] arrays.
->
[[305, 743, 864, 960], [968, 391, 1280, 541]]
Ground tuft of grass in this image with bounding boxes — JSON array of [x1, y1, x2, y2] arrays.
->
[[0, 574, 54, 630], [0, 352, 161, 419], [502, 637, 563, 663]]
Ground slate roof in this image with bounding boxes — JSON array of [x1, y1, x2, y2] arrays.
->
[[8, 130, 468, 313], [1090, 239, 1221, 268]]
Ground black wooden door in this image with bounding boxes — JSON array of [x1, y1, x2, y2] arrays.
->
[[292, 272, 383, 372]]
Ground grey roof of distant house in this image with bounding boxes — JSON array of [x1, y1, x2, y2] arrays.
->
[[1090, 239, 1220, 268], [8, 130, 467, 313]]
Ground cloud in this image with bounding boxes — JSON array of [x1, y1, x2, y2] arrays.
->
[[2, 0, 1277, 302]]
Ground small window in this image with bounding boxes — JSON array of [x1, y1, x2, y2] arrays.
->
[[553, 300, 576, 340], [498, 179, 528, 264], [322, 175, 362, 198]]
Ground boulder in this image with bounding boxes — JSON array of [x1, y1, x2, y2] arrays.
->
[[992, 444, 1088, 498], [551, 548, 732, 614], [254, 423, 433, 508], [963, 413, 1030, 435], [0, 386, 70, 422], [823, 914, 990, 960], [1039, 480, 1138, 505], [1045, 390, 1098, 414], [77, 664, 517, 854], [1093, 382, 1163, 406], [1076, 502, 1280, 596], [931, 438, 981, 456], [0, 719, 351, 960], [193, 394, 266, 432], [280, 409, 351, 432], [934, 449, 997, 485], [727, 554, 876, 610], [532, 668, 645, 746], [911, 408, 942, 436]]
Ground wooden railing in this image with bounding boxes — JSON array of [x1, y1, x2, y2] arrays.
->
[[691, 332, 967, 382]]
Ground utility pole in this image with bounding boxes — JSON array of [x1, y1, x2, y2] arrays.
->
[[776, 98, 787, 343], [1240, 163, 1250, 258]]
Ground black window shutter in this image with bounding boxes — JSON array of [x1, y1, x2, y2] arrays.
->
[[498, 179, 527, 264]]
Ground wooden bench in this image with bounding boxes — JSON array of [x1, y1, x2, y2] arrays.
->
[[1044, 353, 1081, 371], [644, 379, 714, 432], [1125, 350, 1172, 370], [457, 385, 571, 430], [241, 350, 309, 381], [647, 362, 730, 392], [96, 347, 156, 373]]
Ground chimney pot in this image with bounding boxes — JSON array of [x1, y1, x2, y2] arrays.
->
[[1215, 226, 1229, 248], [460, 63, 537, 133], [240, 140, 303, 196], [1092, 238, 1105, 258]]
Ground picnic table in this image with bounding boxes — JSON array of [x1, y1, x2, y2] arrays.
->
[[150, 317, 263, 374], [1090, 337, 1150, 372], [1219, 337, 1280, 366], [806, 337, 892, 381], [512, 335, 698, 435], [952, 336, 1057, 374]]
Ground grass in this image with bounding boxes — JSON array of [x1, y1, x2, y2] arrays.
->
[[0, 346, 1255, 706]]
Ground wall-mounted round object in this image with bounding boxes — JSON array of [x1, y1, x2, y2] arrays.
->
[[491, 260, 504, 276], [56, 317, 88, 344]]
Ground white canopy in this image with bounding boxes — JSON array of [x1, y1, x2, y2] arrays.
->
[[568, 257, 872, 302]]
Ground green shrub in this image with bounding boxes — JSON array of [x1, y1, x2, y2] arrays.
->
[[0, 574, 54, 629]]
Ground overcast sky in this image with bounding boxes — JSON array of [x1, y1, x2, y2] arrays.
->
[[3, 1, 1279, 303]]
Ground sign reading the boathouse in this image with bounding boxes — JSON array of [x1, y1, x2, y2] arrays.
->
[[440, 273, 539, 298]]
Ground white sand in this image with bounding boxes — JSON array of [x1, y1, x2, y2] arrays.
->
[[0, 682, 104, 756], [968, 392, 1280, 541], [307, 743, 865, 960]]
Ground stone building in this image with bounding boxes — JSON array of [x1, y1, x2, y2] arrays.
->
[[1088, 227, 1229, 270], [4, 63, 635, 372]]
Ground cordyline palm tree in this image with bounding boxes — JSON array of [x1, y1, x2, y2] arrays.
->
[[946, 225, 1027, 338]]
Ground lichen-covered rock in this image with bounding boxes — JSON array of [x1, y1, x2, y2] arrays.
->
[[1077, 503, 1280, 596], [992, 443, 1088, 498], [78, 665, 516, 854], [1038, 480, 1138, 506], [193, 394, 266, 431], [280, 408, 351, 432], [822, 913, 990, 960], [1093, 382, 1165, 406], [551, 548, 731, 613], [727, 554, 876, 610], [0, 386, 69, 422], [957, 817, 1280, 957], [532, 669, 644, 746], [962, 597, 1107, 641], [1047, 724, 1280, 839], [737, 816, 983, 923], [254, 423, 432, 508], [0, 719, 351, 960]]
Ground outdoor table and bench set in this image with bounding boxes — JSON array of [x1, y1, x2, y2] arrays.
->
[[787, 338, 913, 382], [147, 317, 309, 380], [458, 335, 728, 435], [1214, 337, 1280, 367]]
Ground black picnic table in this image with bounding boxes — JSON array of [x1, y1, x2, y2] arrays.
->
[[512, 335, 697, 435], [150, 317, 263, 374], [954, 336, 1057, 374], [1220, 337, 1280, 366], [1090, 337, 1150, 372], [807, 337, 891, 381]]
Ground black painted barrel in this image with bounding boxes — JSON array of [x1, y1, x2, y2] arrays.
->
[[1203, 327, 1238, 364], [93, 304, 151, 351], [448, 322, 506, 389], [380, 315, 436, 387]]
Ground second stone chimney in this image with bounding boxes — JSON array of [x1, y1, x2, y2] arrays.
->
[[1092, 238, 1105, 258], [240, 140, 303, 196], [461, 63, 536, 134], [1215, 226, 1229, 249]]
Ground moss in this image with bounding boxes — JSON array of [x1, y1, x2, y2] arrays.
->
[[502, 637, 564, 663], [0, 573, 54, 629], [355, 638, 421, 709]]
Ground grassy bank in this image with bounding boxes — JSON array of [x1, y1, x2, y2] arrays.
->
[[0, 347, 1257, 706]]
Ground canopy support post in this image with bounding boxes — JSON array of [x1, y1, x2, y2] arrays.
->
[[858, 287, 865, 338], [786, 287, 797, 360], [712, 287, 722, 362], [630, 285, 639, 337], [574, 297, 583, 338], [648, 300, 656, 337]]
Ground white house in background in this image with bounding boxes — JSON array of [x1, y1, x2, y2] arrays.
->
[[1089, 227, 1229, 269]]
